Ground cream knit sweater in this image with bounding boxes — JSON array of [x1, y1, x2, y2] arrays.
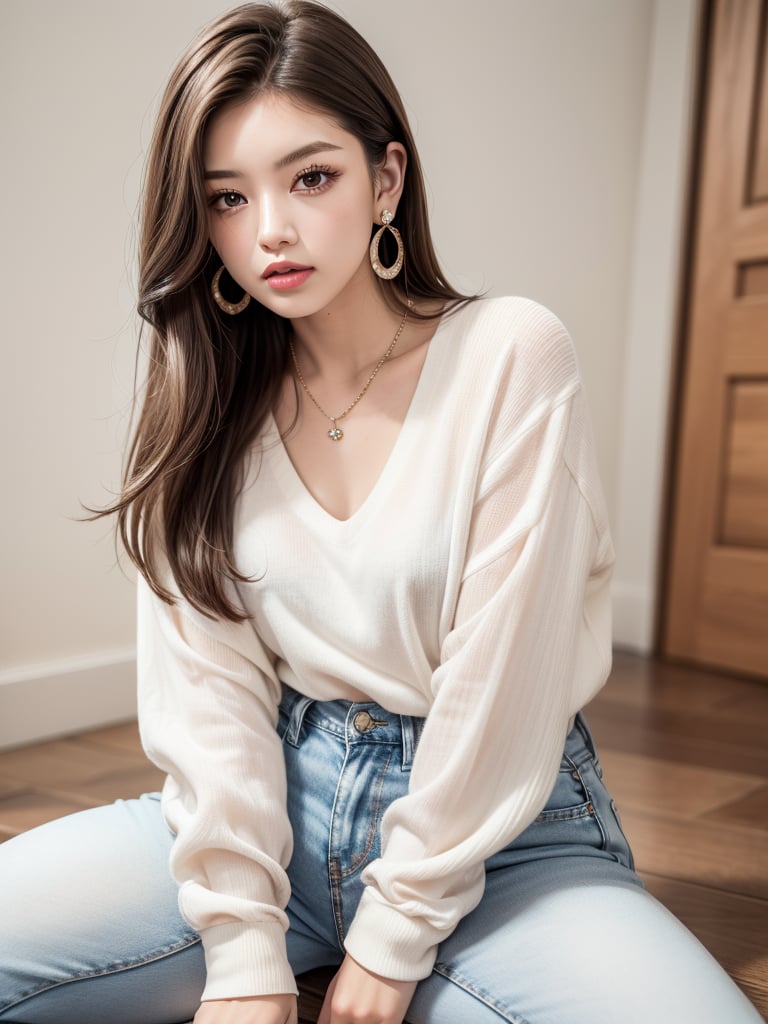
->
[[137, 296, 614, 1001]]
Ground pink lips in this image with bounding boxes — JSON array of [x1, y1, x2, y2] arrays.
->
[[262, 262, 314, 291]]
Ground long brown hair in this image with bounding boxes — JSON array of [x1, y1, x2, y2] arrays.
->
[[107, 0, 472, 620]]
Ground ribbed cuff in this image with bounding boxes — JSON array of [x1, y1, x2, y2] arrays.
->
[[200, 921, 298, 1000], [343, 889, 439, 982]]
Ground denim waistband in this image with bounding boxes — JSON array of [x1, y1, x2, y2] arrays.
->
[[279, 684, 426, 770], [279, 685, 593, 774]]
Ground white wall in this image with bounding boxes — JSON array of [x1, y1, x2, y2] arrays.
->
[[1, 0, 686, 748], [612, 0, 701, 650]]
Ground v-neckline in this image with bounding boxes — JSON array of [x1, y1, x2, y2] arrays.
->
[[266, 309, 452, 529]]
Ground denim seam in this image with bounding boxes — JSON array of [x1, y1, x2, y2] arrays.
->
[[304, 719, 346, 739], [399, 715, 424, 769], [568, 759, 608, 851], [431, 961, 530, 1023], [303, 720, 406, 743], [329, 853, 345, 951], [609, 798, 636, 871], [562, 745, 594, 772], [344, 747, 394, 877], [328, 732, 353, 948], [348, 735, 404, 745], [0, 933, 201, 1014], [535, 802, 593, 823]]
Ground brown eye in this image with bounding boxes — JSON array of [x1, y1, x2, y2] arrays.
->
[[208, 190, 245, 211], [292, 166, 337, 193], [300, 171, 323, 188]]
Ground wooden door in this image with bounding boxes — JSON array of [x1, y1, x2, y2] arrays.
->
[[664, 0, 768, 678]]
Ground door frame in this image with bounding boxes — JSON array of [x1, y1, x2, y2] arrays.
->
[[611, 0, 706, 653]]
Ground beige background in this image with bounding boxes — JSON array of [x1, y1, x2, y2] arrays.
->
[[0, 0, 700, 745]]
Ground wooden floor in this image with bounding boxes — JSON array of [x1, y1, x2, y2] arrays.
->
[[1, 650, 766, 1020]]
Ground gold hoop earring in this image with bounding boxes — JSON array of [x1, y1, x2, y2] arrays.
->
[[369, 210, 404, 280], [211, 266, 251, 315]]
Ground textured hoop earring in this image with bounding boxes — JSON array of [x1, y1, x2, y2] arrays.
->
[[211, 266, 251, 315], [369, 210, 404, 280]]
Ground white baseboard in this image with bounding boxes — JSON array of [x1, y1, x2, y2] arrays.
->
[[612, 580, 655, 653], [0, 592, 654, 752], [0, 650, 137, 751]]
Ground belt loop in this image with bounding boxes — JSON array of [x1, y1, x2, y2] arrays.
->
[[399, 714, 424, 770], [574, 711, 597, 759], [284, 694, 314, 748]]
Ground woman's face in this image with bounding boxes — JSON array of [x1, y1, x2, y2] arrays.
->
[[203, 93, 400, 320]]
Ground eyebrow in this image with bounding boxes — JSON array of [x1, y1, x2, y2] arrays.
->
[[204, 140, 343, 180], [274, 141, 343, 169]]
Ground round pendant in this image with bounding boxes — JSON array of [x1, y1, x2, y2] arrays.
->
[[328, 425, 344, 441]]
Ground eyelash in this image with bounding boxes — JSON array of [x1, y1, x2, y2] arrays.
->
[[208, 190, 245, 212], [291, 164, 339, 193], [207, 164, 340, 213]]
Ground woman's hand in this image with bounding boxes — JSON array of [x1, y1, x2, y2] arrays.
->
[[193, 994, 298, 1024], [318, 955, 417, 1024]]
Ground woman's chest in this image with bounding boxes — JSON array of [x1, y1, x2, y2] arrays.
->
[[234, 456, 458, 609], [232, 436, 470, 674], [272, 339, 431, 523]]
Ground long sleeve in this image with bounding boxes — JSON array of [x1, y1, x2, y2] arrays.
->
[[134, 296, 614, 996], [137, 574, 298, 999], [344, 329, 614, 980]]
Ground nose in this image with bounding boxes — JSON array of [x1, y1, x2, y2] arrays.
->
[[257, 193, 297, 252]]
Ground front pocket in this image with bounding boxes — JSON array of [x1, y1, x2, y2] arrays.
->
[[536, 801, 595, 823], [499, 759, 606, 859], [535, 757, 596, 821]]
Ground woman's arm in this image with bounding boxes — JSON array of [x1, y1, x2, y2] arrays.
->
[[319, 957, 416, 1024], [344, 357, 614, 983], [137, 570, 298, 1002]]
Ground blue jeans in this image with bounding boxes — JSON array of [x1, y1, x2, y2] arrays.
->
[[0, 689, 761, 1023]]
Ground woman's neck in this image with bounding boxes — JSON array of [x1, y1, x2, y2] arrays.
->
[[288, 271, 411, 381]]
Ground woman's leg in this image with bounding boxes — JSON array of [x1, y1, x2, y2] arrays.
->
[[282, 694, 760, 1021], [0, 793, 204, 1024], [407, 856, 761, 1023], [406, 716, 762, 1023], [0, 690, 372, 1024]]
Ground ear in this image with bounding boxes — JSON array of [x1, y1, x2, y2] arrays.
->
[[372, 141, 407, 221]]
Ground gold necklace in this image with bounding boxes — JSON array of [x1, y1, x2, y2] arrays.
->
[[288, 308, 409, 441]]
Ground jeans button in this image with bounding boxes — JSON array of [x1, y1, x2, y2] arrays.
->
[[353, 711, 375, 733]]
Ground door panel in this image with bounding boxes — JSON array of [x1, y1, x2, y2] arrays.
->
[[664, 0, 768, 678]]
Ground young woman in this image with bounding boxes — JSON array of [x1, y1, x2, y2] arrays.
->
[[0, 3, 761, 1023]]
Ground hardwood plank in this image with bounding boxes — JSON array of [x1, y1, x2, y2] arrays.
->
[[599, 748, 764, 819], [599, 651, 768, 718], [585, 699, 768, 777], [604, 654, 768, 728], [621, 808, 768, 900], [40, 771, 164, 805], [0, 736, 154, 786], [643, 874, 768, 1018], [0, 778, 25, 799], [76, 721, 145, 757], [0, 738, 164, 802], [704, 785, 768, 831], [0, 788, 94, 838]]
